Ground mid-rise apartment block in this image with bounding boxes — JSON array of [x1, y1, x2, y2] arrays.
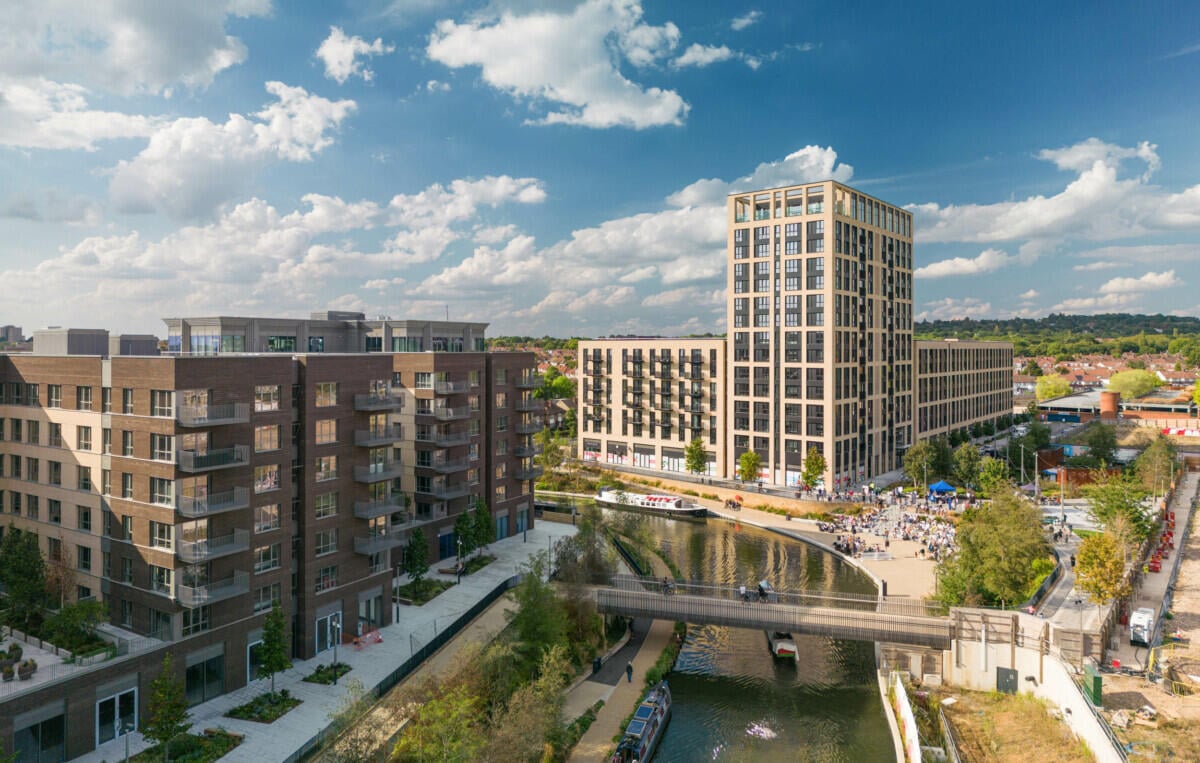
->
[[914, 339, 1014, 440], [578, 338, 725, 474], [0, 312, 541, 760], [577, 182, 1012, 489]]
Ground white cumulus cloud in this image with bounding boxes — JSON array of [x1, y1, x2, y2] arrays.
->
[[915, 297, 993, 322], [316, 27, 395, 84], [0, 77, 162, 150], [672, 44, 735, 69], [914, 248, 1014, 278], [731, 10, 762, 31], [1097, 270, 1180, 294], [426, 0, 689, 128]]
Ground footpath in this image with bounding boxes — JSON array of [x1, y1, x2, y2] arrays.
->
[[76, 521, 578, 763]]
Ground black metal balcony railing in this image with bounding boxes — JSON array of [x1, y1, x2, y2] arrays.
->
[[514, 444, 542, 458], [515, 374, 544, 389], [516, 420, 543, 434], [417, 482, 473, 501], [176, 487, 250, 517], [354, 461, 405, 483], [433, 406, 472, 421], [176, 403, 250, 427], [354, 528, 406, 554], [434, 380, 469, 395], [176, 445, 250, 473], [515, 398, 540, 412], [515, 465, 543, 481], [176, 529, 250, 563], [353, 491, 407, 519], [354, 390, 405, 411]]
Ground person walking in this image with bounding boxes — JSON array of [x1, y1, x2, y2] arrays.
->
[[625, 661, 634, 683]]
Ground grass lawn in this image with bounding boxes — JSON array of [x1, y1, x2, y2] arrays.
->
[[225, 691, 302, 723], [941, 691, 1094, 762], [303, 662, 352, 685], [394, 578, 454, 605], [131, 729, 242, 762]]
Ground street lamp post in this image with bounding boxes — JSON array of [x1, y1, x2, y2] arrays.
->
[[457, 538, 463, 583], [121, 721, 134, 763], [332, 620, 342, 685], [1074, 596, 1085, 669]]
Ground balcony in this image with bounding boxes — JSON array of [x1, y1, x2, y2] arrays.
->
[[515, 374, 544, 389], [354, 390, 404, 411], [176, 402, 250, 427], [177, 529, 250, 563], [176, 445, 249, 473], [177, 487, 250, 518], [515, 398, 540, 412], [655, 399, 674, 412], [431, 429, 471, 447], [434, 406, 472, 421], [426, 456, 470, 474], [355, 424, 404, 447], [354, 527, 406, 554], [628, 366, 645, 378], [354, 461, 405, 483], [434, 380, 469, 395], [514, 444, 542, 458], [353, 491, 406, 519], [176, 571, 248, 608], [417, 482, 473, 501], [516, 420, 543, 434], [515, 465, 543, 480]]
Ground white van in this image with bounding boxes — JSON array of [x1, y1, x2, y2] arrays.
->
[[1130, 607, 1156, 647], [1013, 424, 1030, 437]]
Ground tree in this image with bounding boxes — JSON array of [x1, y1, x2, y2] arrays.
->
[[1075, 532, 1131, 606], [1035, 375, 1072, 401], [1084, 423, 1118, 465], [453, 510, 476, 561], [144, 653, 191, 762], [935, 491, 1049, 607], [737, 450, 762, 483], [0, 527, 46, 630], [471, 498, 495, 553], [483, 645, 571, 762], [392, 683, 483, 763], [403, 528, 430, 590], [931, 437, 954, 477], [902, 440, 935, 489], [328, 678, 388, 763], [952, 443, 982, 491], [1083, 471, 1153, 545], [977, 456, 1011, 497], [44, 540, 76, 609], [42, 599, 106, 653], [1107, 369, 1162, 400], [801, 446, 827, 489], [1194, 383, 1200, 408], [258, 602, 291, 694], [1021, 359, 1044, 377], [534, 426, 566, 472], [562, 407, 578, 440], [684, 437, 708, 478], [1136, 434, 1178, 493], [507, 553, 568, 658]]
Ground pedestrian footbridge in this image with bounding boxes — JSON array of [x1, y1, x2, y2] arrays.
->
[[594, 574, 954, 649]]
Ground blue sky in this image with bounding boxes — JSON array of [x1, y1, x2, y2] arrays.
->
[[3, 0, 1200, 337]]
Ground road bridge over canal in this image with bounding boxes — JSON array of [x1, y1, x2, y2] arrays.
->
[[595, 574, 955, 649]]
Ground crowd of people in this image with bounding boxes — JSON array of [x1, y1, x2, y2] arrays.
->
[[817, 506, 958, 562]]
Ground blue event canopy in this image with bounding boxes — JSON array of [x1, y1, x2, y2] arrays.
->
[[928, 480, 956, 493]]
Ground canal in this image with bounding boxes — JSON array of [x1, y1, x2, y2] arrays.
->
[[627, 512, 893, 762]]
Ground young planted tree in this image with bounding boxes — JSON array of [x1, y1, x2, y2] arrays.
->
[[327, 678, 388, 763], [801, 446, 827, 489], [258, 602, 291, 694], [1107, 369, 1162, 399], [403, 528, 430, 591], [935, 492, 1049, 607], [507, 553, 568, 658], [534, 426, 566, 472], [684, 437, 708, 479], [392, 683, 483, 763], [471, 498, 495, 553], [1035, 374, 1072, 401], [1075, 531, 1130, 606], [952, 443, 982, 491], [0, 527, 46, 630], [977, 456, 1011, 497], [1136, 434, 1179, 493], [737, 450, 762, 483], [144, 653, 191, 762], [1083, 471, 1153, 545], [453, 510, 476, 560], [902, 440, 935, 489], [1085, 423, 1118, 465]]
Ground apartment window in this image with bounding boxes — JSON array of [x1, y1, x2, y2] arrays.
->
[[314, 382, 338, 407], [314, 419, 336, 445], [150, 565, 172, 594], [255, 425, 280, 452], [122, 472, 134, 499], [25, 457, 38, 483], [314, 491, 338, 518], [77, 545, 92, 572], [122, 388, 134, 414], [469, 370, 480, 387], [315, 529, 337, 556], [76, 386, 93, 411], [78, 466, 92, 491], [495, 463, 508, 479], [117, 430, 132, 456], [48, 537, 62, 562], [182, 605, 210, 636], [150, 477, 174, 506], [495, 392, 507, 408], [253, 583, 281, 613], [315, 565, 338, 593], [102, 387, 112, 413], [497, 415, 508, 432], [149, 521, 172, 549], [315, 455, 338, 482], [254, 464, 280, 493], [496, 485, 507, 501], [8, 492, 18, 514], [149, 390, 173, 417], [254, 543, 281, 573], [102, 469, 111, 495], [78, 505, 91, 532], [47, 384, 62, 407], [120, 600, 133, 626], [254, 503, 280, 533], [254, 385, 280, 412], [102, 427, 112, 454], [122, 515, 133, 540], [7, 420, 20, 444], [122, 557, 134, 583], [146, 433, 172, 462], [26, 495, 39, 520], [77, 426, 92, 451]]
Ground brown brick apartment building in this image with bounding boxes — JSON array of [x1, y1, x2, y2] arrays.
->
[[0, 313, 541, 760]]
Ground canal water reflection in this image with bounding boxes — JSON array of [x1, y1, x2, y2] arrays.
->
[[628, 512, 893, 762]]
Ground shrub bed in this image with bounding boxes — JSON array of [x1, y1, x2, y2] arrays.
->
[[303, 662, 352, 685], [131, 729, 242, 762], [224, 690, 301, 723], [393, 578, 454, 605]]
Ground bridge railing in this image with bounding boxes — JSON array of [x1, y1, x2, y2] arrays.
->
[[607, 573, 943, 618]]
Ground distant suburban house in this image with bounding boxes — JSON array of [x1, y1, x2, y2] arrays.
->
[[1013, 374, 1038, 396], [1157, 369, 1198, 387]]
